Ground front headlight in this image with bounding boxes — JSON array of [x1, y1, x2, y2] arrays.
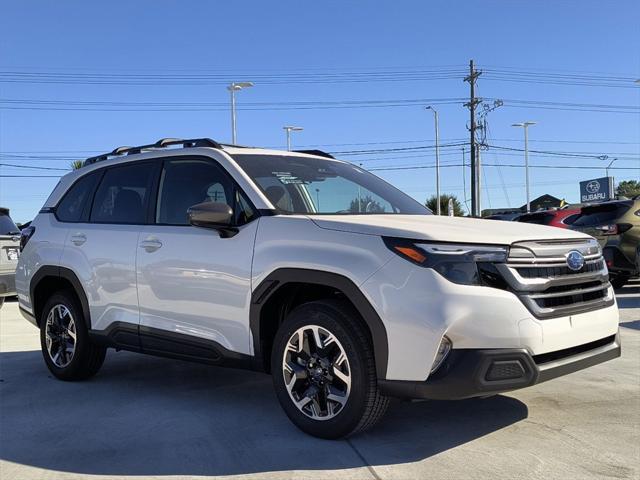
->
[[384, 238, 508, 286]]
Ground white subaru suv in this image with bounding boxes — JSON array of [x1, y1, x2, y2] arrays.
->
[[16, 138, 620, 438]]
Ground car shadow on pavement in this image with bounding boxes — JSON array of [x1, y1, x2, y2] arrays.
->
[[0, 349, 528, 477]]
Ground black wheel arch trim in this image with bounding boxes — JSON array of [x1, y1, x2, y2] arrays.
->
[[30, 266, 92, 328], [250, 268, 389, 378]]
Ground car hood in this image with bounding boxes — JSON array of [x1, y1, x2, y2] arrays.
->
[[309, 214, 590, 245]]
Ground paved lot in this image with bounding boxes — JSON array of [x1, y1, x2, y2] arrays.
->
[[0, 283, 638, 480]]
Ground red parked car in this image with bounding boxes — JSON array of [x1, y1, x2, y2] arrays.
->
[[516, 208, 581, 229]]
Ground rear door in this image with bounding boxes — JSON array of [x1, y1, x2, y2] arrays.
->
[[136, 156, 259, 358], [60, 162, 159, 334]]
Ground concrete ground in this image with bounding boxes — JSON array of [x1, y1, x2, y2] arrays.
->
[[0, 282, 638, 480]]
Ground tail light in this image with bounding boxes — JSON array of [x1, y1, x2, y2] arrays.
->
[[597, 223, 632, 235], [19, 226, 35, 252]]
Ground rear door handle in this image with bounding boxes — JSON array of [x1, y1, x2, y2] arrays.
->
[[139, 238, 163, 253], [70, 233, 86, 246]]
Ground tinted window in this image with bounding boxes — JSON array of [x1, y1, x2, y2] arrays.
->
[[232, 154, 429, 215], [572, 203, 631, 227], [90, 163, 154, 224], [0, 212, 19, 235], [562, 214, 580, 225], [156, 158, 238, 225], [56, 172, 101, 222], [518, 213, 554, 225]]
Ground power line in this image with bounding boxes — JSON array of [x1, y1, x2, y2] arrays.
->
[[1, 96, 636, 114], [0, 163, 69, 171]]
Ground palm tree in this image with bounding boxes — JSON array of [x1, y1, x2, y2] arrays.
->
[[70, 160, 84, 170]]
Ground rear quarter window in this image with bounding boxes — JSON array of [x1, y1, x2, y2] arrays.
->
[[0, 212, 19, 235], [56, 172, 101, 222]]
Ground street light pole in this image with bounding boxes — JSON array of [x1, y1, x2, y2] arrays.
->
[[605, 158, 617, 178], [426, 106, 441, 215], [227, 82, 254, 144], [512, 121, 536, 213], [283, 126, 303, 151]]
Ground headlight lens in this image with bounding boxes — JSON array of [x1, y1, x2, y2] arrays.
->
[[384, 238, 508, 285]]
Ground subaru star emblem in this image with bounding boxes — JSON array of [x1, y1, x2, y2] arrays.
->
[[566, 250, 585, 271], [586, 180, 600, 194]]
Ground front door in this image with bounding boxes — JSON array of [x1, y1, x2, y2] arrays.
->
[[136, 157, 258, 358]]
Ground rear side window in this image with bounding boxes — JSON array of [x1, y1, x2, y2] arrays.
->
[[56, 172, 101, 222], [562, 213, 580, 225], [90, 163, 154, 224], [518, 213, 553, 225]]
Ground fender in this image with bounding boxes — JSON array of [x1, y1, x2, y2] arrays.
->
[[250, 268, 389, 378], [30, 266, 92, 328]]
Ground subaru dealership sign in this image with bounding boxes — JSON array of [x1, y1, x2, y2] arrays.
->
[[580, 176, 613, 203]]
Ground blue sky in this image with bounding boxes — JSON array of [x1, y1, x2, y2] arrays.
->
[[1, 0, 639, 223]]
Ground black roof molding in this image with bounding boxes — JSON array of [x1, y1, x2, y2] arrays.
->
[[83, 137, 223, 166]]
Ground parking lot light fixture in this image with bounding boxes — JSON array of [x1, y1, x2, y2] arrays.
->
[[283, 126, 304, 151], [228, 82, 254, 144], [512, 121, 536, 213]]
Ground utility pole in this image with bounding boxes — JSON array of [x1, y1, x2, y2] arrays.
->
[[464, 60, 482, 217], [461, 147, 471, 215], [476, 144, 481, 216]]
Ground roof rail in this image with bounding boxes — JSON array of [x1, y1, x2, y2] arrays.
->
[[83, 137, 223, 166], [293, 149, 335, 159]]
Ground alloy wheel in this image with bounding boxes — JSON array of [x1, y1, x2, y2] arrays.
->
[[282, 325, 351, 421], [45, 304, 77, 368]]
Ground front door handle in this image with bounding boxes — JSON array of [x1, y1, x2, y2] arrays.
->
[[139, 238, 163, 253], [70, 233, 86, 246]]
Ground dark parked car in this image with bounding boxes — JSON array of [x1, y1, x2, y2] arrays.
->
[[570, 199, 639, 288]]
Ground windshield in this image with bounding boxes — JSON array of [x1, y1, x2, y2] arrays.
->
[[232, 154, 430, 215]]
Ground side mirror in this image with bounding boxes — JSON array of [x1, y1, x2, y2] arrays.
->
[[187, 202, 238, 237]]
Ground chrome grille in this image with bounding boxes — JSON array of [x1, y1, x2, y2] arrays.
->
[[496, 238, 614, 319]]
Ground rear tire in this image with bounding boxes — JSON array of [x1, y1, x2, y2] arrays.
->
[[39, 290, 106, 381], [271, 299, 389, 439], [611, 275, 629, 289]]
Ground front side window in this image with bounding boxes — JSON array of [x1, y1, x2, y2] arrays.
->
[[156, 158, 254, 226], [232, 154, 430, 215], [56, 171, 101, 222], [90, 163, 154, 224]]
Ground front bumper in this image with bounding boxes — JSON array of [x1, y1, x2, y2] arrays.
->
[[0, 271, 16, 297], [379, 333, 620, 400]]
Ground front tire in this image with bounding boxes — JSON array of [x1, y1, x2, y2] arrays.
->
[[271, 299, 389, 439], [40, 290, 106, 381]]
